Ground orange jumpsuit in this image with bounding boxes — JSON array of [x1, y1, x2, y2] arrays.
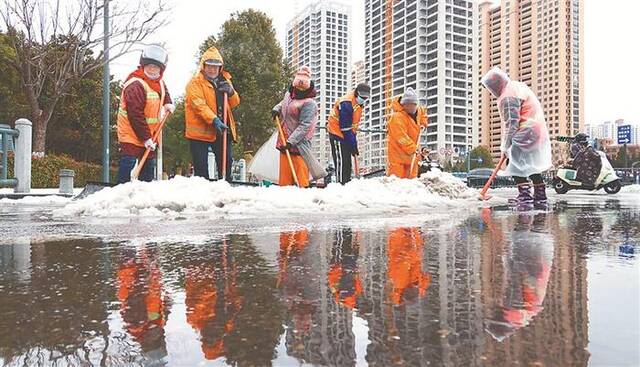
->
[[386, 98, 428, 179]]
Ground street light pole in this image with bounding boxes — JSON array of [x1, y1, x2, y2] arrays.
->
[[102, 0, 110, 183]]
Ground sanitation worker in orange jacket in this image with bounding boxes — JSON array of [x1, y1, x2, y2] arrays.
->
[[116, 44, 173, 184], [386, 88, 428, 179], [185, 46, 240, 181]]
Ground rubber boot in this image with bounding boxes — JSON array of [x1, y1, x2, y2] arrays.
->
[[533, 183, 549, 210], [508, 183, 534, 211]]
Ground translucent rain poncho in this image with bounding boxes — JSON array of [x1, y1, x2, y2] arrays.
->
[[481, 67, 552, 177]]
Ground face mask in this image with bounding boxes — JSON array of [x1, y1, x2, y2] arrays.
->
[[144, 69, 160, 80], [404, 105, 418, 115], [356, 95, 368, 105]]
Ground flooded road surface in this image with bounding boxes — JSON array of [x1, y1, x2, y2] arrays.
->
[[0, 196, 639, 366]]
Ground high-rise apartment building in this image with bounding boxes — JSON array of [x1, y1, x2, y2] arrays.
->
[[362, 0, 479, 171], [478, 0, 584, 164]]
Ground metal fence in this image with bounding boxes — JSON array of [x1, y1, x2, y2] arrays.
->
[[0, 124, 19, 188]]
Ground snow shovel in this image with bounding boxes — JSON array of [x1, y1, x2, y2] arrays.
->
[[132, 111, 172, 180], [75, 112, 172, 200], [274, 116, 300, 187], [74, 181, 115, 200], [479, 154, 507, 201]]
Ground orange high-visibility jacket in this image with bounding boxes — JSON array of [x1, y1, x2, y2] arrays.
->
[[386, 97, 428, 166], [185, 46, 240, 143]]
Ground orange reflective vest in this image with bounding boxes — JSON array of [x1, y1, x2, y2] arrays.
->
[[117, 77, 165, 147], [327, 92, 363, 139]]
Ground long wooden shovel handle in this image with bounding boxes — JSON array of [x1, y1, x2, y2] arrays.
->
[[222, 93, 229, 181], [479, 154, 507, 199], [132, 111, 172, 180], [274, 116, 300, 187], [410, 125, 426, 177]]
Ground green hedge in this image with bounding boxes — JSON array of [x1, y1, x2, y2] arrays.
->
[[5, 153, 117, 188]]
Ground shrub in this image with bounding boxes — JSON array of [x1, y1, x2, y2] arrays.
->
[[5, 153, 117, 188]]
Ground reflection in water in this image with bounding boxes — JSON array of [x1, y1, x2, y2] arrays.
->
[[184, 240, 241, 361], [483, 213, 553, 342], [2, 204, 634, 365], [328, 228, 362, 309], [0, 239, 116, 365], [386, 227, 431, 306], [277, 229, 358, 366], [117, 247, 170, 365]]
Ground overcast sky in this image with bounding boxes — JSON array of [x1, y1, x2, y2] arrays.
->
[[110, 0, 640, 126]]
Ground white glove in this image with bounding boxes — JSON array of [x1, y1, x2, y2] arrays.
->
[[144, 138, 157, 151], [163, 103, 175, 114]]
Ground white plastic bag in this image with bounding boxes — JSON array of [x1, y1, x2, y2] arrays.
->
[[248, 132, 280, 183]]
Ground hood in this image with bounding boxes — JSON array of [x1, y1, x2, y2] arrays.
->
[[198, 46, 232, 80], [391, 97, 405, 113]]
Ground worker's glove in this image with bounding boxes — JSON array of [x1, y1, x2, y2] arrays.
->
[[277, 141, 294, 152], [351, 146, 359, 157], [144, 138, 157, 151], [163, 103, 175, 114], [213, 116, 228, 133], [216, 79, 235, 96], [271, 108, 281, 119]]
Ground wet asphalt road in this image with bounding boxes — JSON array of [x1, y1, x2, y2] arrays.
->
[[0, 190, 638, 366]]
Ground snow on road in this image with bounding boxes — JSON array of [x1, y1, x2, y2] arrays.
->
[[54, 172, 485, 219]]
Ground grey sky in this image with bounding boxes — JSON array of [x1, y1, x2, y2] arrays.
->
[[110, 0, 639, 126]]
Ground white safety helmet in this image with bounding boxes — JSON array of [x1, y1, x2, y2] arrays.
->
[[140, 44, 168, 69], [480, 67, 510, 98]]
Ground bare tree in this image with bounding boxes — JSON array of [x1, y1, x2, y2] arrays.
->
[[0, 0, 170, 155]]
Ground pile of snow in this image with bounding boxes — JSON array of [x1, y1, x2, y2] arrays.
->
[[419, 169, 477, 199], [621, 184, 640, 193], [56, 173, 480, 219]]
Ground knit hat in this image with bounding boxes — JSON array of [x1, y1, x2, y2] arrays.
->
[[401, 87, 418, 105], [293, 66, 312, 90]]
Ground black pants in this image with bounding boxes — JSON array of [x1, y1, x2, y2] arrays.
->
[[330, 137, 353, 184], [514, 174, 544, 185], [189, 131, 232, 181]]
